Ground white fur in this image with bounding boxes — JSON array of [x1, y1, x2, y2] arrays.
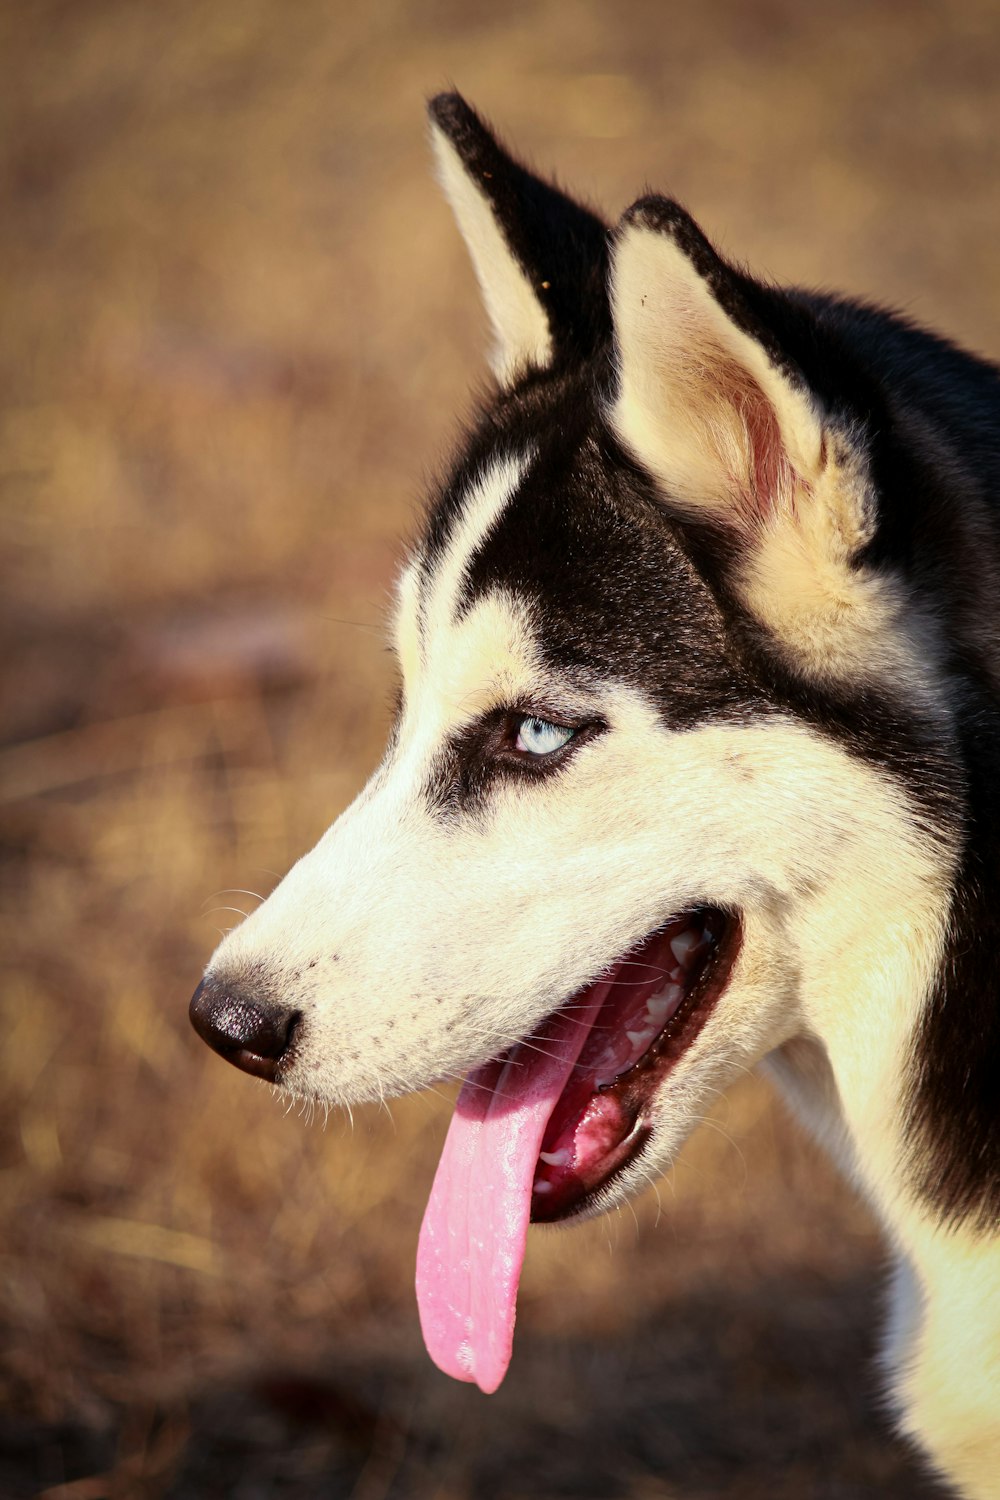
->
[[212, 610, 953, 1149], [421, 451, 530, 642], [600, 237, 1000, 1498], [207, 552, 1000, 1493], [611, 223, 821, 514], [201, 148, 1000, 1500], [608, 222, 950, 713], [430, 123, 551, 382]]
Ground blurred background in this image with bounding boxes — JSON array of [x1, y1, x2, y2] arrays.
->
[[3, 1, 998, 1495]]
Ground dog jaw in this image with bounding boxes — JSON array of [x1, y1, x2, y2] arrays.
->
[[188, 91, 1000, 1488], [203, 671, 951, 1230]]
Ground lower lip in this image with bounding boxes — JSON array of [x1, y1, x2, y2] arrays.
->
[[529, 908, 741, 1223]]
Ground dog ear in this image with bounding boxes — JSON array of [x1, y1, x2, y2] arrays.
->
[[428, 93, 610, 383], [609, 197, 883, 673], [610, 197, 837, 526]]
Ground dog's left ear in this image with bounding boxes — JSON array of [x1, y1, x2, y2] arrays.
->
[[609, 198, 877, 607], [429, 93, 610, 383]]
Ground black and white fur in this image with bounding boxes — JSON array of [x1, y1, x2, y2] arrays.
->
[[192, 96, 1000, 1497]]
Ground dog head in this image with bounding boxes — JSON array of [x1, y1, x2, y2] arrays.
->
[[191, 96, 956, 1242]]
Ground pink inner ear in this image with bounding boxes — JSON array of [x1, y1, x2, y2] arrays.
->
[[722, 358, 795, 524]]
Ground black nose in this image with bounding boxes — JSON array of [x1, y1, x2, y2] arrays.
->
[[189, 978, 299, 1082]]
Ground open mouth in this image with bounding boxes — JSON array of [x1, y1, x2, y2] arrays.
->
[[416, 905, 742, 1395], [530, 906, 740, 1221]]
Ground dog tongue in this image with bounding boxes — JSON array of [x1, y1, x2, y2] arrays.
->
[[415, 978, 612, 1393]]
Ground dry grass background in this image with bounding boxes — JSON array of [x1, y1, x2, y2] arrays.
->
[[3, 1, 999, 1495]]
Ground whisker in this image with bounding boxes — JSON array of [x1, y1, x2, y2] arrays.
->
[[210, 887, 268, 907], [430, 1070, 525, 1107], [320, 613, 384, 638]]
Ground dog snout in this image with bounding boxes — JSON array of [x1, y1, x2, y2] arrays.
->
[[189, 978, 300, 1082]]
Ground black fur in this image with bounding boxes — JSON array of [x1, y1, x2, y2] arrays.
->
[[425, 93, 1000, 1228], [429, 94, 611, 366], [424, 702, 606, 815]]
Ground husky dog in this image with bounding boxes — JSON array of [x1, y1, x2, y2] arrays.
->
[[190, 95, 1000, 1497]]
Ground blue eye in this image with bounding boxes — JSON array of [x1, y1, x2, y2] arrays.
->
[[514, 716, 575, 756]]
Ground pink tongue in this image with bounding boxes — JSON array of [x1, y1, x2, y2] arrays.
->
[[415, 979, 612, 1393]]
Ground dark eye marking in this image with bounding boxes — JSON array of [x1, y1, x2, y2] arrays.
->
[[425, 706, 605, 811]]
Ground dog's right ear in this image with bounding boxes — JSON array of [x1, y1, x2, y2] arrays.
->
[[428, 93, 610, 384]]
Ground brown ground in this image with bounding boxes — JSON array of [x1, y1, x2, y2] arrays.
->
[[3, 1, 999, 1496]]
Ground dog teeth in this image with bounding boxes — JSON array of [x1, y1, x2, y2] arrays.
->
[[647, 984, 683, 1021], [670, 930, 699, 966], [532, 1177, 553, 1194], [538, 1148, 571, 1167]]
